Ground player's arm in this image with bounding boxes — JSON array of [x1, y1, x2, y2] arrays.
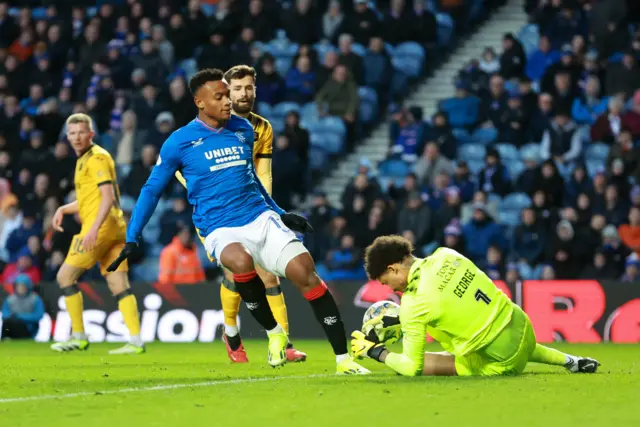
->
[[90, 184, 116, 234], [381, 297, 430, 376], [59, 200, 79, 215], [254, 122, 273, 195], [126, 139, 181, 243], [251, 153, 284, 215]]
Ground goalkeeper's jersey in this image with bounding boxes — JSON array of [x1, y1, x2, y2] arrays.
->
[[385, 247, 514, 376]]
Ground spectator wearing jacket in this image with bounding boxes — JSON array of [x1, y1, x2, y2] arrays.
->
[[462, 202, 505, 264], [1, 274, 44, 339], [590, 95, 630, 144], [571, 75, 608, 125], [526, 35, 560, 81], [541, 109, 583, 165], [478, 147, 512, 197], [512, 207, 546, 265], [158, 227, 205, 285]]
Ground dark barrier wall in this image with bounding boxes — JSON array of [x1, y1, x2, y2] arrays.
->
[[1, 280, 639, 343]]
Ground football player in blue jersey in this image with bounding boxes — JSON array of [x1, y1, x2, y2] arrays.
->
[[108, 69, 369, 374]]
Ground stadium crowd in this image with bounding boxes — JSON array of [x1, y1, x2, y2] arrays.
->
[[314, 0, 640, 283], [0, 0, 458, 285]]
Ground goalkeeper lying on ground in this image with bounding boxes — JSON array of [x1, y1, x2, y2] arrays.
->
[[351, 236, 600, 376]]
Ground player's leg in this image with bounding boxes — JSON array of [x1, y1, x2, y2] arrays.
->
[[50, 261, 89, 352], [422, 351, 458, 376], [258, 264, 307, 362], [529, 343, 599, 373], [219, 242, 288, 367], [220, 269, 248, 362], [277, 247, 369, 374]]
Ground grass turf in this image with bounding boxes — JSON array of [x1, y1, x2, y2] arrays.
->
[[0, 340, 638, 426]]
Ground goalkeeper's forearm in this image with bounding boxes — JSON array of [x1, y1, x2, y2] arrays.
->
[[381, 351, 423, 377]]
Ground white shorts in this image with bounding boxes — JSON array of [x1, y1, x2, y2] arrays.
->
[[204, 211, 305, 277]]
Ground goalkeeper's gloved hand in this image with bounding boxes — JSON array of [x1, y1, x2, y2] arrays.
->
[[362, 314, 401, 334], [106, 242, 138, 272], [280, 212, 313, 233], [351, 330, 387, 362]]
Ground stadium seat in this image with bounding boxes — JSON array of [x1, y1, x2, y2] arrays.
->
[[499, 210, 521, 228], [351, 43, 367, 57], [270, 117, 285, 134], [313, 41, 337, 61], [487, 193, 502, 205], [495, 143, 520, 162], [275, 57, 292, 77], [273, 102, 301, 119], [520, 143, 541, 161], [309, 146, 329, 170], [358, 87, 378, 123], [586, 160, 604, 178], [322, 116, 347, 137], [501, 193, 532, 211], [310, 132, 344, 154], [393, 42, 426, 64], [506, 160, 525, 181], [585, 143, 610, 162], [436, 13, 455, 46], [391, 56, 422, 78], [257, 102, 273, 117], [467, 159, 484, 175], [301, 102, 319, 123], [378, 159, 411, 177], [458, 143, 486, 162]]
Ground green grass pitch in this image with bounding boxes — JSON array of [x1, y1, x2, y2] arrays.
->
[[1, 340, 638, 426]]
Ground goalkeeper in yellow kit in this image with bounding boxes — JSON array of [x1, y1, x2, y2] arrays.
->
[[351, 236, 600, 376]]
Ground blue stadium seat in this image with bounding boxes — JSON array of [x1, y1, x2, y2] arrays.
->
[[586, 160, 604, 178], [273, 102, 301, 118], [275, 58, 292, 77], [257, 102, 273, 117], [301, 102, 319, 123], [487, 193, 503, 205], [436, 13, 455, 46], [458, 143, 486, 162], [467, 159, 484, 175], [499, 210, 521, 228], [310, 132, 344, 154], [358, 87, 378, 123], [585, 143, 610, 162], [506, 160, 525, 181], [378, 159, 411, 177], [495, 143, 520, 162], [391, 56, 422, 78], [351, 43, 367, 57], [268, 39, 299, 59], [270, 117, 285, 134], [393, 42, 426, 63], [313, 42, 337, 61], [520, 143, 541, 161], [501, 193, 532, 211], [321, 116, 347, 137], [309, 146, 329, 170]]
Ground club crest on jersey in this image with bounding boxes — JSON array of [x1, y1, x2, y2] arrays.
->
[[190, 138, 204, 147], [235, 131, 246, 143]]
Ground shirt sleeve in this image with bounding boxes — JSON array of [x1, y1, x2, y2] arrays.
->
[[126, 138, 181, 243], [89, 154, 114, 187], [254, 121, 273, 195]]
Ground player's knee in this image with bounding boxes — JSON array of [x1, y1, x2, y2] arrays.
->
[[261, 272, 280, 289], [57, 270, 75, 288], [225, 252, 255, 274]]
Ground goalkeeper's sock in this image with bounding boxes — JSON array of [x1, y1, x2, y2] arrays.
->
[[116, 290, 142, 346], [220, 278, 242, 336], [530, 344, 576, 367], [266, 286, 289, 334], [62, 284, 85, 335], [233, 271, 278, 332], [303, 281, 349, 358]]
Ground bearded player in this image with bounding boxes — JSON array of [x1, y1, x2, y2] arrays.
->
[[176, 65, 306, 363], [351, 236, 600, 376], [50, 113, 143, 354]]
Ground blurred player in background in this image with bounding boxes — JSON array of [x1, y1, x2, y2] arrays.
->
[[176, 65, 306, 363], [110, 69, 368, 374], [352, 236, 600, 376], [50, 113, 143, 355]]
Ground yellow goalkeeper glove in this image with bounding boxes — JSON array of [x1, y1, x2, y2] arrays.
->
[[350, 330, 386, 362]]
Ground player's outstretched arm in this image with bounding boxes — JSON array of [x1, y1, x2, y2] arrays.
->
[[107, 139, 180, 272], [382, 299, 431, 376]]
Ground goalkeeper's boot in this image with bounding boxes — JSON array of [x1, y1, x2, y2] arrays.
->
[[286, 343, 307, 363], [50, 337, 89, 352], [336, 357, 371, 375], [267, 330, 288, 368], [223, 334, 249, 363], [566, 356, 600, 373], [108, 343, 146, 355]]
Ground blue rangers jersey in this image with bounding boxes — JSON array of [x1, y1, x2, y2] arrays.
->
[[126, 115, 284, 243]]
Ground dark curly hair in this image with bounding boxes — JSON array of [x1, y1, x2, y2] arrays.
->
[[364, 235, 413, 280], [189, 68, 224, 96]]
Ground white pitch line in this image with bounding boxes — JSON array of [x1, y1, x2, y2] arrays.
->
[[0, 373, 333, 404]]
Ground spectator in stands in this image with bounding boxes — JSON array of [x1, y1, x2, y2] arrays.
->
[[411, 0, 437, 46], [479, 74, 507, 131], [546, 219, 581, 279], [432, 186, 462, 243], [133, 84, 164, 131], [397, 191, 432, 246], [439, 80, 480, 129], [512, 207, 546, 266], [461, 190, 499, 224], [533, 159, 565, 208], [602, 184, 629, 226], [526, 35, 560, 81], [462, 202, 504, 264], [516, 150, 540, 194], [541, 109, 582, 166], [5, 208, 41, 263], [601, 222, 630, 274], [499, 33, 527, 79], [527, 92, 554, 142], [306, 191, 337, 258], [316, 64, 358, 143], [284, 111, 310, 171], [272, 134, 302, 211], [167, 77, 195, 129], [606, 50, 640, 98], [146, 112, 175, 150], [196, 31, 232, 71], [388, 172, 418, 207], [286, 55, 317, 104], [390, 106, 424, 163], [158, 227, 205, 285], [337, 33, 364, 85], [631, 185, 640, 209], [548, 70, 577, 113], [1, 274, 44, 340], [283, 0, 322, 45], [619, 206, 640, 256], [18, 131, 51, 176], [112, 110, 147, 167], [158, 198, 192, 246], [323, 0, 345, 44], [459, 59, 489, 96], [452, 161, 474, 203], [620, 254, 640, 281], [355, 205, 391, 249], [0, 252, 41, 286], [122, 144, 157, 197], [323, 233, 363, 276], [363, 36, 393, 103], [245, 0, 276, 42], [256, 54, 284, 106], [424, 112, 457, 160], [609, 157, 631, 197], [483, 245, 504, 279], [500, 90, 527, 147], [382, 0, 413, 45], [478, 147, 512, 197], [590, 95, 629, 144], [414, 142, 454, 187], [134, 37, 168, 87], [581, 249, 619, 280], [572, 75, 608, 125], [441, 221, 466, 255], [564, 163, 592, 205], [546, 3, 588, 50], [340, 0, 380, 46], [479, 47, 500, 75]]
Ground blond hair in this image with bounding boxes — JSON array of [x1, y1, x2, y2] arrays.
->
[[66, 113, 93, 130]]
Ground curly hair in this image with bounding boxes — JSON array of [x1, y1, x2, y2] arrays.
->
[[188, 68, 224, 96], [364, 235, 413, 280]]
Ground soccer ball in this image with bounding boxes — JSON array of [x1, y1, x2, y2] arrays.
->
[[362, 301, 403, 345]]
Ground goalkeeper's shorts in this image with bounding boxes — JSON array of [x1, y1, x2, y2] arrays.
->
[[454, 305, 536, 377]]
